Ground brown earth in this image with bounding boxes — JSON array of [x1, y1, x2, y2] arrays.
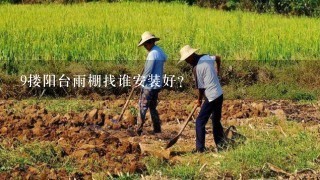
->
[[0, 99, 319, 178]]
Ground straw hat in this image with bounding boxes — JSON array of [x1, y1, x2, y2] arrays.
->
[[178, 45, 199, 64], [138, 31, 160, 47]]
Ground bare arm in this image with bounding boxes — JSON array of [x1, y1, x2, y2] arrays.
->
[[197, 89, 205, 107]]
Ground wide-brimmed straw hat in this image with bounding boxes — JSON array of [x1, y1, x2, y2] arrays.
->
[[178, 45, 199, 64], [138, 31, 160, 47]]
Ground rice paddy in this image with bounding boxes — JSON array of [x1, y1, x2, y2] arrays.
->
[[0, 2, 319, 63]]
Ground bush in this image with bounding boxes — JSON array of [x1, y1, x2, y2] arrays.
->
[[194, 0, 320, 16], [1, 0, 319, 17], [273, 0, 320, 16]]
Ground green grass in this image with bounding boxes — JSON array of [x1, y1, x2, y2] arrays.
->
[[92, 172, 141, 180], [144, 156, 205, 179], [224, 82, 318, 100], [143, 117, 320, 178], [0, 2, 319, 100], [24, 98, 100, 113], [0, 2, 319, 67], [218, 118, 320, 178], [0, 141, 76, 173], [218, 119, 320, 178]]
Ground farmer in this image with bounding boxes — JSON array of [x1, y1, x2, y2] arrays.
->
[[178, 45, 225, 152], [135, 31, 167, 135]]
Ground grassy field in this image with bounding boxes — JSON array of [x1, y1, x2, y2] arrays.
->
[[0, 2, 319, 100], [144, 117, 320, 179], [0, 2, 319, 64]]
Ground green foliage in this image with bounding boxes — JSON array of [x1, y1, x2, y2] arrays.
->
[[274, 0, 320, 16], [194, 0, 320, 16], [25, 99, 98, 113], [0, 3, 319, 100], [217, 117, 320, 178], [106, 172, 141, 180], [0, 145, 32, 171], [129, 106, 138, 116], [142, 117, 320, 178], [21, 142, 62, 165], [292, 92, 316, 101], [144, 157, 204, 179], [0, 3, 319, 65], [0, 141, 76, 172], [1, 0, 319, 16]]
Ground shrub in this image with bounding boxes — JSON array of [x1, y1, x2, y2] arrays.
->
[[194, 0, 320, 16]]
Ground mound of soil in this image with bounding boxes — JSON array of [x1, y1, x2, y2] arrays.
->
[[0, 101, 145, 178], [223, 100, 320, 124], [0, 99, 319, 178]]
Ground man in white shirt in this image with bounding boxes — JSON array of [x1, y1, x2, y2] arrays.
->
[[178, 45, 225, 152]]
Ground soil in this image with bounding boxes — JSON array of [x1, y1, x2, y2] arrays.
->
[[0, 98, 319, 178]]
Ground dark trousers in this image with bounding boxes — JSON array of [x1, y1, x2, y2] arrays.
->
[[196, 94, 224, 151], [137, 88, 161, 133]]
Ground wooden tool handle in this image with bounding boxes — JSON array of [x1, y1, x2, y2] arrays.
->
[[118, 87, 136, 121], [117, 68, 144, 122], [177, 105, 198, 135]]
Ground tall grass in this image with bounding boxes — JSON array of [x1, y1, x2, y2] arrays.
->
[[0, 2, 319, 65]]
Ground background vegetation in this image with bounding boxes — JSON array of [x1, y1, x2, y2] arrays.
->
[[0, 3, 319, 61], [1, 0, 319, 17], [0, 2, 319, 100]]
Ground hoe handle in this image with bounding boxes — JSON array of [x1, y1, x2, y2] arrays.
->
[[177, 105, 198, 135], [118, 68, 144, 122], [165, 105, 198, 149]]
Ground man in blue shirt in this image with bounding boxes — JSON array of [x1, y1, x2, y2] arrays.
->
[[136, 31, 167, 135]]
